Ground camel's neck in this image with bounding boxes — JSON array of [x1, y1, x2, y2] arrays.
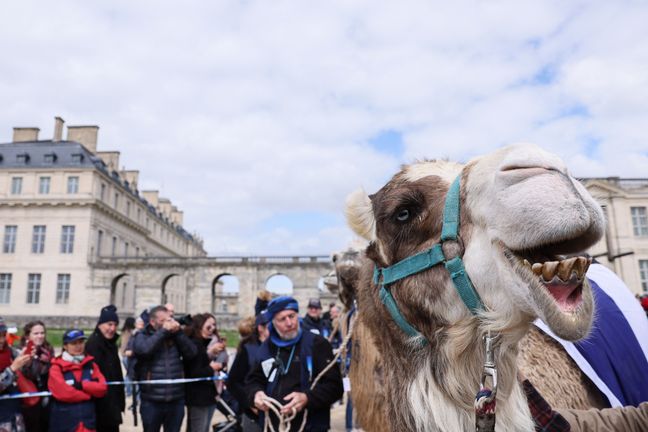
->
[[392, 318, 535, 431]]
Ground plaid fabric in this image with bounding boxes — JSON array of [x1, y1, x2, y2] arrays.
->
[[523, 379, 571, 432]]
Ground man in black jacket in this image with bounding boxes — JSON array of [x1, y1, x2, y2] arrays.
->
[[247, 296, 343, 432], [85, 304, 125, 432], [301, 298, 331, 338], [133, 305, 197, 432]]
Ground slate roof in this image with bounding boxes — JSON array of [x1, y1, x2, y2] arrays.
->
[[0, 140, 198, 243]]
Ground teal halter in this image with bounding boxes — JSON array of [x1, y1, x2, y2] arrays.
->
[[373, 175, 485, 346]]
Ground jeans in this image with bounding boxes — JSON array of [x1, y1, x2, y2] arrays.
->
[[122, 357, 133, 397], [187, 405, 216, 432], [140, 399, 185, 432]]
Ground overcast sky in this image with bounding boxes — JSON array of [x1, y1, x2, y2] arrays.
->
[[1, 1, 647, 256]]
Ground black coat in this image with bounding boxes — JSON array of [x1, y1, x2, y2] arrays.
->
[[85, 328, 125, 430], [184, 337, 217, 406], [132, 325, 198, 402]]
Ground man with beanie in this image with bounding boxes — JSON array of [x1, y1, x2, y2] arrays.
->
[[247, 296, 343, 432], [85, 305, 125, 432]]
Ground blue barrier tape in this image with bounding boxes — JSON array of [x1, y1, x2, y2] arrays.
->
[[0, 375, 228, 401]]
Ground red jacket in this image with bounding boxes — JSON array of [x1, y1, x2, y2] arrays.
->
[[48, 354, 107, 403]]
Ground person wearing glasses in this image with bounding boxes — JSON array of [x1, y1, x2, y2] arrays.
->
[[48, 329, 108, 432], [183, 313, 223, 432]]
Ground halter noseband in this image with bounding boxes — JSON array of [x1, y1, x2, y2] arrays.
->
[[373, 175, 485, 346]]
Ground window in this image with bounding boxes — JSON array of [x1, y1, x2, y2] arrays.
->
[[3, 226, 17, 253], [67, 176, 79, 194], [27, 273, 41, 304], [32, 226, 46, 253], [631, 207, 648, 236], [112, 236, 117, 256], [60, 226, 75, 253], [11, 177, 22, 195], [44, 153, 57, 163], [135, 246, 140, 257], [39, 177, 51, 194], [114, 193, 119, 209], [100, 183, 106, 200], [124, 242, 129, 256], [640, 260, 648, 293], [126, 201, 131, 217], [97, 230, 103, 257], [0, 274, 11, 304], [137, 208, 141, 223], [71, 153, 84, 164], [56, 274, 71, 304]]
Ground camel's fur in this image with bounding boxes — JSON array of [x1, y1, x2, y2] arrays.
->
[[342, 144, 605, 431], [518, 326, 608, 410]]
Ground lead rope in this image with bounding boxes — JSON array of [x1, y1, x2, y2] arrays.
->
[[263, 315, 357, 432], [475, 330, 499, 432]]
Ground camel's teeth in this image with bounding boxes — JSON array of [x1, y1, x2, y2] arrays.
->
[[542, 261, 559, 281], [523, 259, 531, 268], [557, 257, 578, 282], [532, 263, 543, 276]]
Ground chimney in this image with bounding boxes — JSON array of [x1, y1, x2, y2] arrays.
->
[[67, 125, 99, 153], [172, 209, 184, 226], [121, 170, 140, 189], [13, 127, 40, 142], [53, 117, 65, 141], [142, 190, 159, 208], [158, 198, 173, 218], [97, 151, 120, 172]]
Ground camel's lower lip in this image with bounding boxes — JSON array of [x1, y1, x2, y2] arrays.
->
[[542, 280, 583, 312]]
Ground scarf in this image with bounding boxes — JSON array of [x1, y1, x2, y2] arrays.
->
[[269, 322, 303, 348], [62, 350, 85, 364]]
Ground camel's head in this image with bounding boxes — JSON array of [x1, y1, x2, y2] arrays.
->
[[346, 144, 605, 341], [327, 242, 367, 310]]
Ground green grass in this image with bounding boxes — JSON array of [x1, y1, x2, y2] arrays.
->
[[25, 328, 240, 349]]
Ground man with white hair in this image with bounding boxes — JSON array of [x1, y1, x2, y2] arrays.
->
[[247, 296, 343, 432]]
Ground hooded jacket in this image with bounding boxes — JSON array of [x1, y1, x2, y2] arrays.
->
[[48, 354, 107, 432]]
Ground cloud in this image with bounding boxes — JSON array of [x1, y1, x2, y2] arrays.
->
[[1, 1, 647, 255]]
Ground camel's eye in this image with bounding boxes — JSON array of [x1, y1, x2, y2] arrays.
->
[[396, 208, 411, 222]]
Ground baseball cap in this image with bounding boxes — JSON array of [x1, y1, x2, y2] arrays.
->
[[307, 298, 322, 309], [63, 329, 87, 344]]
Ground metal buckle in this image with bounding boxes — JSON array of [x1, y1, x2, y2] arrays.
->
[[480, 331, 498, 395]]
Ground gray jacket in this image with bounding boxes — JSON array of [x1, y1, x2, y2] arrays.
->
[[132, 325, 197, 402]]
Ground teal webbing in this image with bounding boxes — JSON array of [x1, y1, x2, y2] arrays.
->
[[374, 174, 485, 346]]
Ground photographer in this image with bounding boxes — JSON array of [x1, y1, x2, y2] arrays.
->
[[133, 305, 197, 432]]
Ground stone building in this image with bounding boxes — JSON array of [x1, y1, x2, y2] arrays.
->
[[582, 177, 648, 295], [0, 117, 206, 327]]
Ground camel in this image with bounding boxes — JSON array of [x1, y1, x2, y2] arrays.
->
[[343, 144, 605, 431]]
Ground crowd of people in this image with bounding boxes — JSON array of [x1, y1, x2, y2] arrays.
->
[[0, 293, 345, 432]]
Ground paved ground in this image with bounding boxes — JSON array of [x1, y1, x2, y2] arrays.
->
[[120, 395, 349, 431]]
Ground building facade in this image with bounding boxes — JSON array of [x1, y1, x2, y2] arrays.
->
[[0, 117, 206, 327], [582, 178, 648, 295]]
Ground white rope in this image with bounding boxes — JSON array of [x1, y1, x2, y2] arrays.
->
[[263, 314, 357, 432]]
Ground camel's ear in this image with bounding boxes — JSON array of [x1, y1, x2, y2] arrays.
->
[[345, 188, 376, 241]]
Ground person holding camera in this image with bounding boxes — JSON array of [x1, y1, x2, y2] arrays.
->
[[133, 305, 197, 432]]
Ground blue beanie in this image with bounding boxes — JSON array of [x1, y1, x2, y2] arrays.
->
[[264, 296, 299, 322]]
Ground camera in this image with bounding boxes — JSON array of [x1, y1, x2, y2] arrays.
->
[[176, 314, 193, 326]]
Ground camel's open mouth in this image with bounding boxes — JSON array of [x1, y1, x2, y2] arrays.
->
[[504, 246, 591, 313]]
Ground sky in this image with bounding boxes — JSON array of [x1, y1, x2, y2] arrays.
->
[[1, 1, 647, 256]]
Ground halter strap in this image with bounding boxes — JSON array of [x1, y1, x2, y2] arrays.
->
[[374, 175, 485, 346]]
